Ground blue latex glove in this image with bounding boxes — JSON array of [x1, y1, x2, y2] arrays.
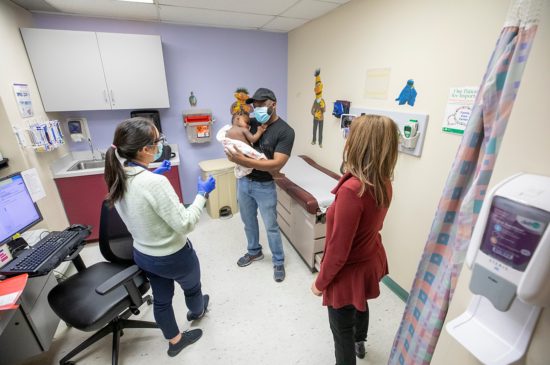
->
[[153, 160, 171, 175], [198, 175, 216, 194]]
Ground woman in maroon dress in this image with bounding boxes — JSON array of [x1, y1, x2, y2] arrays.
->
[[311, 114, 399, 365]]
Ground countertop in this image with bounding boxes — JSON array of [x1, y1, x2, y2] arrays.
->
[[50, 143, 180, 179]]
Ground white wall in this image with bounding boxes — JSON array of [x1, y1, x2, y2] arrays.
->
[[288, 0, 550, 363], [0, 1, 69, 231]]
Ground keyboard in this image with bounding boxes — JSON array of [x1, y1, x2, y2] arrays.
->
[[0, 230, 83, 277]]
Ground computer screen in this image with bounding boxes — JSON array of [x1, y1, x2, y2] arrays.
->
[[0, 172, 43, 243]]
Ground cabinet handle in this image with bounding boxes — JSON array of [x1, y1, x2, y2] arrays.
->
[[110, 90, 115, 104], [103, 90, 109, 104]]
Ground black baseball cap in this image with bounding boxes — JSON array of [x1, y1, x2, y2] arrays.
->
[[245, 88, 277, 104]]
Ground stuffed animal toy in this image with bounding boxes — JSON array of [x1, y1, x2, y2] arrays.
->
[[230, 87, 252, 115]]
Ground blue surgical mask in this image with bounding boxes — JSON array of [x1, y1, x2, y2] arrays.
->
[[254, 106, 271, 124], [153, 142, 163, 161]]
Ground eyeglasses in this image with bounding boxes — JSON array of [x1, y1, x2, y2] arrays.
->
[[153, 133, 167, 145]]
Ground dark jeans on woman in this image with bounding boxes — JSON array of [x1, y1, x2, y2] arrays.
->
[[133, 240, 204, 340], [327, 304, 369, 365]]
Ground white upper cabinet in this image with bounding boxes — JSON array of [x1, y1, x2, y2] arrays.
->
[[21, 28, 110, 111], [96, 32, 169, 110], [21, 28, 170, 112]]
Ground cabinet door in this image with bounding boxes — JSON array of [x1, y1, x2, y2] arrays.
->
[[55, 167, 181, 242], [55, 174, 108, 242], [96, 32, 170, 110], [20, 28, 111, 112]]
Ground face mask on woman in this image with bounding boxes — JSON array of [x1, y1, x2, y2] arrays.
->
[[147, 141, 163, 161], [154, 142, 164, 160]]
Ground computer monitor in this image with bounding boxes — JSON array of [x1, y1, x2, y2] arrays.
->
[[0, 172, 43, 244]]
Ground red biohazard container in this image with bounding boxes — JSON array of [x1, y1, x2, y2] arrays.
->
[[183, 108, 213, 143]]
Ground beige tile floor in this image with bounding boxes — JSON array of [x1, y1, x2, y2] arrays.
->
[[21, 211, 405, 365]]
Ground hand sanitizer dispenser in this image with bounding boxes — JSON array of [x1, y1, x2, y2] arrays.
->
[[447, 173, 550, 365]]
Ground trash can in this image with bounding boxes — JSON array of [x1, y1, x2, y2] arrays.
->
[[198, 158, 238, 219]]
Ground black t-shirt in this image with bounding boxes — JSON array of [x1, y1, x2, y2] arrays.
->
[[248, 117, 295, 182]]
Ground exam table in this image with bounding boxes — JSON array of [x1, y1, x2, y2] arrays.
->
[[276, 155, 340, 272]]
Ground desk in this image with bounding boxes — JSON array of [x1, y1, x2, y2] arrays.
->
[[0, 273, 59, 365], [0, 229, 88, 365]]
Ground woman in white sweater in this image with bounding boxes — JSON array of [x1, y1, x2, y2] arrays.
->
[[104, 118, 216, 357]]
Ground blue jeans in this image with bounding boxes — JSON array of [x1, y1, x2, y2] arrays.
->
[[133, 241, 204, 340], [237, 177, 284, 266]]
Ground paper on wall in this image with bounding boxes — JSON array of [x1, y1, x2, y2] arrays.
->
[[21, 168, 46, 202], [364, 68, 391, 99], [12, 83, 33, 118], [443, 86, 478, 134]]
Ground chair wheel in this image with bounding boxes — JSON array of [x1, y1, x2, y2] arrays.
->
[[146, 298, 153, 305], [62, 361, 75, 365]]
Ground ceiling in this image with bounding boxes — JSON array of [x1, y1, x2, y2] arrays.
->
[[10, 0, 351, 32]]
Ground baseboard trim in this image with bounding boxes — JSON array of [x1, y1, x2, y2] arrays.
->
[[381, 276, 409, 302]]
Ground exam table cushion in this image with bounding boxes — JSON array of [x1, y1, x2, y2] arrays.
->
[[276, 155, 340, 215], [48, 262, 149, 332]]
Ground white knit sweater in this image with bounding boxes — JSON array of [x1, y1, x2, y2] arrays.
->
[[115, 166, 206, 257]]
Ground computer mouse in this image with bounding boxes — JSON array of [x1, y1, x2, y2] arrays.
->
[[69, 224, 89, 231]]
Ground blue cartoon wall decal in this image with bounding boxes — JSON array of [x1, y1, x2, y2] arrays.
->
[[395, 79, 417, 106]]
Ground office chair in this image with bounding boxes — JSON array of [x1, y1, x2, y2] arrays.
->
[[48, 200, 158, 365]]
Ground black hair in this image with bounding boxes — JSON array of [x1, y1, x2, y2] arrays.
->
[[231, 111, 249, 125], [104, 117, 156, 206]]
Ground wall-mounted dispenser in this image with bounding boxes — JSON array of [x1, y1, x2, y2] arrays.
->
[[446, 173, 550, 365], [66, 118, 89, 143], [183, 108, 213, 143], [349, 107, 428, 157], [400, 119, 420, 150]]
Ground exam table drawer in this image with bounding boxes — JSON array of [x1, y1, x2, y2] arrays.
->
[[276, 202, 291, 224], [276, 185, 292, 211], [293, 203, 325, 239]]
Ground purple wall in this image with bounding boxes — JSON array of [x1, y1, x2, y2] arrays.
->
[[33, 14, 288, 203]]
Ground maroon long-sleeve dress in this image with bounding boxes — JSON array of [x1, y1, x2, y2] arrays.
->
[[315, 173, 390, 311]]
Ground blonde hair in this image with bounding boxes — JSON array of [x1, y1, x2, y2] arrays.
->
[[342, 115, 399, 207]]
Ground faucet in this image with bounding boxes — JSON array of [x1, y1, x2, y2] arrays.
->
[[88, 138, 100, 160]]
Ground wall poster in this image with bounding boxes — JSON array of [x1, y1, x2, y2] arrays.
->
[[12, 83, 33, 118], [443, 86, 478, 134]]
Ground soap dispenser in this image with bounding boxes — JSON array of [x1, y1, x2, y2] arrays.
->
[[66, 118, 89, 143]]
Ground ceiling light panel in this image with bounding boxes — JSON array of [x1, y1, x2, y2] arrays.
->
[[282, 0, 339, 20], [317, 0, 350, 4], [116, 0, 153, 3], [262, 16, 308, 32], [158, 0, 299, 15], [45, 0, 158, 21], [159, 5, 274, 29]]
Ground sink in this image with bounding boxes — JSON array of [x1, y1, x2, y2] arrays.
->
[[67, 159, 105, 171]]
